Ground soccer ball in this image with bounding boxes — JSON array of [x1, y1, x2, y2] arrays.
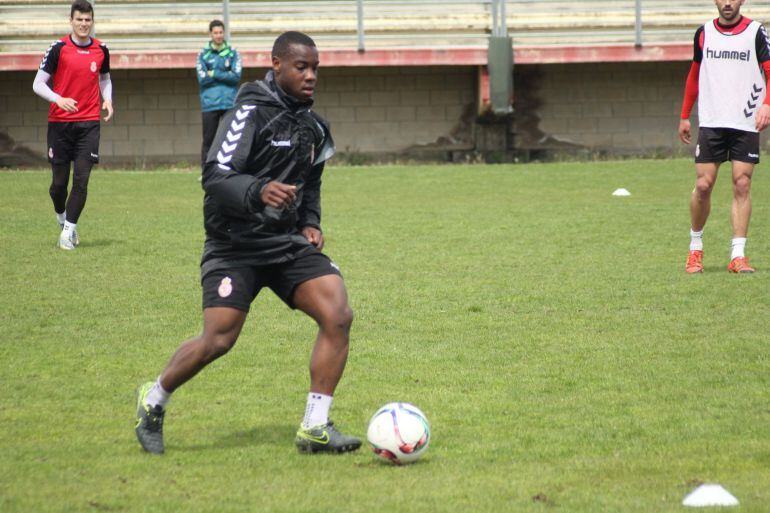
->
[[366, 402, 430, 464]]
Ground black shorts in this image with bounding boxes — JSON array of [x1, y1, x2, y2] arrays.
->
[[47, 121, 100, 164], [201, 251, 342, 312], [695, 127, 760, 164]]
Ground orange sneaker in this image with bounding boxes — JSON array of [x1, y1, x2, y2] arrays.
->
[[727, 256, 755, 273], [685, 250, 703, 273]]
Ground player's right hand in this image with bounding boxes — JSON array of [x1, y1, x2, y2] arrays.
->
[[678, 119, 691, 145], [260, 181, 297, 209], [56, 97, 78, 113]]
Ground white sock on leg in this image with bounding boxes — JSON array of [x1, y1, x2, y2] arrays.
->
[[690, 229, 704, 251], [145, 377, 171, 409], [56, 212, 65, 226], [302, 392, 332, 428], [731, 238, 747, 260]]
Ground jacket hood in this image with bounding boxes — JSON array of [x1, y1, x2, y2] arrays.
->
[[234, 71, 313, 112]]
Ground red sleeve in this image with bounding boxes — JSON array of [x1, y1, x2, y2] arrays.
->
[[681, 61, 700, 119], [764, 61, 770, 106]]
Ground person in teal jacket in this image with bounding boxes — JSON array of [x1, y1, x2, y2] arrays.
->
[[197, 19, 242, 166]]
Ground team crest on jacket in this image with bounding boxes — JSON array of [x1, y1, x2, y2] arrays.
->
[[218, 277, 233, 297], [90, 61, 97, 72]]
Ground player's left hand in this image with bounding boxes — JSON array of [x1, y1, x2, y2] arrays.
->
[[102, 100, 113, 122], [678, 119, 692, 145], [301, 226, 324, 249], [756, 104, 770, 132]]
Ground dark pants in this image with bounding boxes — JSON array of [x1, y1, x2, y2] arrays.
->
[[201, 110, 228, 168], [47, 121, 99, 223], [50, 160, 93, 223]]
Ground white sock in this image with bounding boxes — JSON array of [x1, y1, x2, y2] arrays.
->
[[56, 212, 65, 226], [302, 392, 332, 428], [731, 237, 747, 260], [689, 229, 704, 251], [145, 377, 171, 409], [61, 220, 76, 239]]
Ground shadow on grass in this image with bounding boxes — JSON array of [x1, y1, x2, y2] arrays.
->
[[355, 456, 432, 468], [82, 238, 117, 248], [174, 423, 295, 452], [701, 265, 758, 274]]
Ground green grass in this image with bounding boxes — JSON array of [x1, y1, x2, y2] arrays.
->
[[1, 160, 768, 512]]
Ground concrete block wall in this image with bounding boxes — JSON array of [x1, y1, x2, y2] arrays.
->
[[0, 66, 477, 166], [514, 61, 770, 155], [2, 61, 768, 166]]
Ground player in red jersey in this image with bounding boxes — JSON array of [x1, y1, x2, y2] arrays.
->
[[679, 0, 770, 273], [32, 0, 113, 250]]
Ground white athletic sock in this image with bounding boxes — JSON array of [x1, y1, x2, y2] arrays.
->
[[145, 377, 171, 409], [56, 212, 65, 226], [302, 392, 332, 428], [61, 220, 76, 239], [731, 238, 747, 260], [689, 229, 704, 251]]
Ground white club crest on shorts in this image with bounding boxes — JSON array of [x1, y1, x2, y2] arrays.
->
[[218, 277, 233, 297], [48, 147, 53, 159], [695, 144, 700, 158], [90, 61, 97, 72]]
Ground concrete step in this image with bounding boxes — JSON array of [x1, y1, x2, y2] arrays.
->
[[1, 1, 768, 53]]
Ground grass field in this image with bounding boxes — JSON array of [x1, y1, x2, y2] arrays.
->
[[1, 160, 768, 512]]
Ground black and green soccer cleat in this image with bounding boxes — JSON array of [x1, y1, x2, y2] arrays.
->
[[135, 381, 165, 454], [295, 421, 362, 454]]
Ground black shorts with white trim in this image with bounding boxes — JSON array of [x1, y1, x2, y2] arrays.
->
[[47, 121, 100, 164], [695, 127, 759, 164]]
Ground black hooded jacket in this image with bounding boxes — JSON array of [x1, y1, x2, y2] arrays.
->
[[200, 71, 335, 274]]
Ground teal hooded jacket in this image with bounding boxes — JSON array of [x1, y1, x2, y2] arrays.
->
[[196, 41, 242, 112]]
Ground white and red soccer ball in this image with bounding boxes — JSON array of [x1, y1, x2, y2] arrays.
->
[[366, 402, 430, 464]]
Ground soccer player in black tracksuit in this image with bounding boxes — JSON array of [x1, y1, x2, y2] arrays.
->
[[135, 32, 361, 455]]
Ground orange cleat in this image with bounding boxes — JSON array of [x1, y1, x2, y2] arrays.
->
[[685, 250, 704, 273], [727, 256, 755, 273]]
